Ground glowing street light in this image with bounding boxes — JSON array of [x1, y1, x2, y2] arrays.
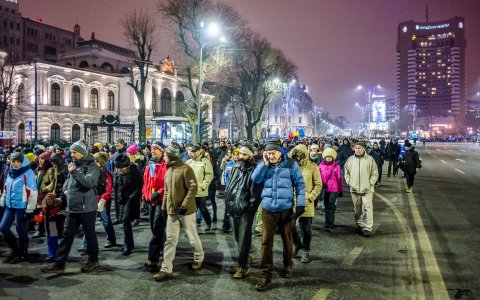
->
[[357, 84, 382, 140]]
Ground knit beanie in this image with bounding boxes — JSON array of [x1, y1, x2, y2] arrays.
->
[[127, 144, 138, 155], [26, 152, 35, 162], [322, 147, 337, 160], [39, 150, 53, 162], [94, 152, 109, 167], [165, 144, 181, 159], [151, 141, 165, 152], [239, 146, 253, 158], [90, 146, 99, 154], [94, 142, 103, 151], [114, 154, 130, 169], [11, 151, 24, 163], [70, 140, 89, 157], [354, 142, 366, 150], [265, 139, 282, 152]]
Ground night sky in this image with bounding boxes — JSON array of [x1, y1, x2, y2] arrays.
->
[[20, 0, 480, 120]]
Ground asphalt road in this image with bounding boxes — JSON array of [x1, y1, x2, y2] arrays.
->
[[0, 142, 478, 299]]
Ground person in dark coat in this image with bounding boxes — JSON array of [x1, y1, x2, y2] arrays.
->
[[337, 138, 353, 176], [369, 142, 385, 185], [113, 154, 142, 256], [402, 142, 422, 193], [385, 138, 401, 177]]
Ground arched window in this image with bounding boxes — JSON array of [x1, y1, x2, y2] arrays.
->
[[51, 83, 61, 106], [101, 62, 113, 72], [108, 91, 115, 111], [17, 83, 25, 105], [90, 88, 98, 109], [160, 88, 171, 114], [51, 123, 61, 142], [18, 123, 25, 144], [71, 124, 81, 142], [79, 61, 89, 68], [152, 87, 158, 112], [72, 86, 81, 107], [175, 91, 185, 116]]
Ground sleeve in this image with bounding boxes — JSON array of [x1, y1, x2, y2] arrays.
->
[[309, 165, 322, 202], [201, 159, 214, 191], [182, 167, 198, 208], [43, 169, 56, 193], [344, 158, 351, 185], [251, 162, 268, 184], [335, 164, 343, 193], [99, 171, 113, 203], [153, 164, 166, 197], [369, 158, 379, 186], [128, 168, 143, 202], [291, 161, 306, 207], [25, 171, 38, 213], [71, 163, 99, 190], [142, 164, 151, 200]]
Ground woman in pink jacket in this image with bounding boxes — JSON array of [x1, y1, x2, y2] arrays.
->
[[318, 148, 343, 232]]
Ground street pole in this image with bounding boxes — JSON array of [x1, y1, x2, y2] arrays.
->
[[34, 57, 38, 144], [196, 40, 204, 144], [367, 90, 371, 140]]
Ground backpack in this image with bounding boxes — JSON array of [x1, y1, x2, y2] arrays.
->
[[96, 168, 107, 195]]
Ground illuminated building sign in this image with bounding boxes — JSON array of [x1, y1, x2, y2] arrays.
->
[[415, 24, 450, 30]]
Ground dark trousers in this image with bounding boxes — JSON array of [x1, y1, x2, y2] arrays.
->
[[406, 172, 415, 188], [208, 184, 217, 220], [260, 208, 293, 280], [195, 197, 211, 226], [230, 206, 258, 268], [55, 211, 98, 265], [377, 165, 383, 183], [148, 203, 166, 262], [123, 220, 134, 250], [387, 158, 398, 176], [292, 217, 313, 251], [324, 191, 337, 229]]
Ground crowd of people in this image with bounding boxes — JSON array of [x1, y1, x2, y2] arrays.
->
[[0, 135, 421, 291]]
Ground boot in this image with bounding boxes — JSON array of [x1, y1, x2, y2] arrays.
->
[[16, 239, 30, 263], [3, 237, 20, 263]]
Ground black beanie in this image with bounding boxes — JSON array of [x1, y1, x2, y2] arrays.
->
[[265, 139, 282, 152], [114, 154, 130, 169]]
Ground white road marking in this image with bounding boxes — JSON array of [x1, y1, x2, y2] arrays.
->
[[342, 247, 363, 265], [441, 160, 447, 164], [433, 155, 438, 158], [455, 159, 466, 163], [405, 190, 449, 299], [460, 150, 466, 152], [455, 168, 465, 174], [449, 149, 453, 152], [376, 192, 425, 297], [311, 288, 332, 300]]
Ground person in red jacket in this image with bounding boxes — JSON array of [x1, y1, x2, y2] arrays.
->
[[78, 152, 116, 252], [142, 141, 168, 270]]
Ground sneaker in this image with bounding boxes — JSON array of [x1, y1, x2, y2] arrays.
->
[[104, 242, 117, 248], [144, 260, 158, 267], [81, 261, 99, 273], [190, 260, 203, 271], [153, 271, 172, 281], [255, 277, 271, 291], [204, 224, 212, 232], [362, 230, 372, 237], [406, 188, 413, 193], [233, 267, 249, 279], [122, 249, 132, 256], [32, 231, 45, 238], [301, 251, 311, 263], [77, 247, 87, 253], [9, 255, 24, 264], [132, 219, 140, 227], [41, 262, 65, 273], [281, 265, 293, 278]]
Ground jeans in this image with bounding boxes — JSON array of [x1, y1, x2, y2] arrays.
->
[[406, 172, 415, 188], [148, 202, 166, 262], [82, 203, 116, 247], [195, 197, 211, 226], [208, 184, 217, 220], [260, 208, 293, 280], [47, 236, 59, 259], [324, 191, 337, 229], [230, 205, 258, 268], [55, 211, 99, 265], [0, 207, 28, 242], [292, 217, 313, 251], [161, 213, 204, 273]]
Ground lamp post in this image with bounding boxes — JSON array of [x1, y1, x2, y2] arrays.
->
[[196, 22, 223, 143], [28, 57, 38, 144], [310, 106, 321, 137], [357, 85, 381, 140]]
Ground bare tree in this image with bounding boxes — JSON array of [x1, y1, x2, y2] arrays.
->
[[158, 0, 246, 142], [0, 53, 24, 130], [120, 9, 158, 143], [228, 32, 296, 140]]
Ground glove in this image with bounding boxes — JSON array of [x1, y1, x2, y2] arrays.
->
[[338, 192, 343, 198], [97, 199, 106, 212], [177, 206, 187, 215], [22, 212, 34, 223], [291, 206, 305, 220], [150, 192, 160, 203]]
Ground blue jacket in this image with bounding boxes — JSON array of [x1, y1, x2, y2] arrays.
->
[[1, 156, 38, 212], [223, 160, 235, 186], [251, 156, 306, 212]]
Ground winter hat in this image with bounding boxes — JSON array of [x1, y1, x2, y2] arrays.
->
[[70, 140, 89, 157], [34, 145, 45, 156], [94, 142, 103, 151], [115, 138, 126, 146], [165, 144, 181, 159], [404, 141, 412, 148], [322, 147, 337, 160], [26, 152, 35, 162], [114, 154, 130, 169], [353, 142, 366, 150], [127, 144, 138, 155], [324, 143, 333, 149], [310, 144, 319, 151], [39, 150, 53, 161], [239, 146, 253, 158], [10, 151, 24, 163], [265, 139, 282, 152], [90, 146, 99, 154], [94, 152, 109, 167], [151, 141, 165, 152]]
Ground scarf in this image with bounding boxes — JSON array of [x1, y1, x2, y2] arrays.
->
[[9, 164, 31, 179]]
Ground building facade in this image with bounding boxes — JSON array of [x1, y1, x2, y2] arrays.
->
[[396, 17, 466, 132]]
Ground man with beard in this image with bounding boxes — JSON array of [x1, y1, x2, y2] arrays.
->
[[225, 145, 261, 279], [142, 141, 168, 271]]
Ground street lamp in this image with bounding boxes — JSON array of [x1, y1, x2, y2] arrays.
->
[[357, 84, 381, 140], [196, 21, 224, 143], [28, 57, 38, 144], [310, 106, 321, 137]]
